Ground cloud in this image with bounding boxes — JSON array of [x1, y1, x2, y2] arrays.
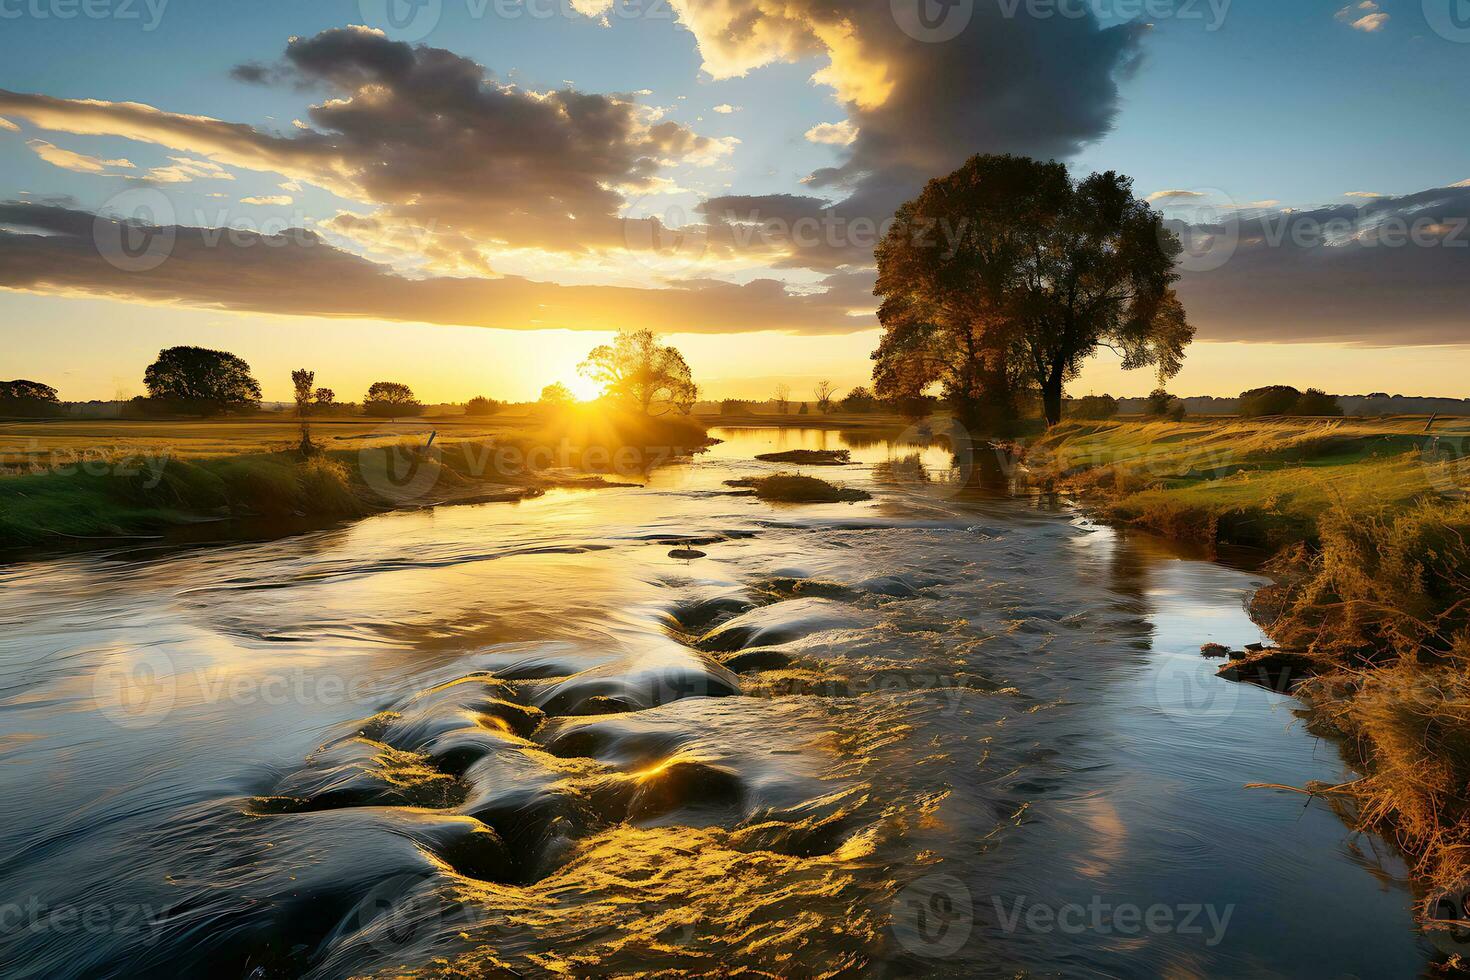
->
[[0, 27, 731, 266], [1344, 190, 1384, 198], [25, 138, 134, 174], [0, 202, 873, 335], [1170, 183, 1470, 345], [654, 0, 1143, 214], [0, 117, 18, 132], [240, 194, 292, 205], [1146, 189, 1207, 203], [143, 156, 234, 184], [712, 103, 739, 114], [1336, 1, 1389, 31], [805, 120, 857, 146]]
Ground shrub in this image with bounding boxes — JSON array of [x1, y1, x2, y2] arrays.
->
[[1293, 388, 1343, 416], [464, 396, 503, 416], [1240, 385, 1302, 417], [1143, 388, 1179, 418]]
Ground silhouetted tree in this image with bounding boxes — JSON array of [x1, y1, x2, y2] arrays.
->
[[840, 386, 878, 412], [143, 346, 261, 414], [874, 154, 1193, 428], [814, 380, 836, 414], [292, 369, 316, 451], [363, 381, 422, 418], [1239, 385, 1302, 418], [0, 379, 60, 417], [773, 383, 790, 415], [1144, 388, 1185, 420], [578, 329, 695, 415], [1293, 388, 1343, 417]]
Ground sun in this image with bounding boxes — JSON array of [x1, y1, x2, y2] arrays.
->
[[566, 375, 603, 402]]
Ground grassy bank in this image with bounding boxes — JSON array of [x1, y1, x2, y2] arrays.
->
[[1026, 416, 1470, 915], [0, 409, 710, 550]]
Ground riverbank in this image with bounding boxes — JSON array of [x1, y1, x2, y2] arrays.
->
[[0, 409, 711, 551], [1025, 415, 1470, 920]]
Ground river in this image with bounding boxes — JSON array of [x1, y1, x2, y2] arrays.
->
[[0, 425, 1434, 977]]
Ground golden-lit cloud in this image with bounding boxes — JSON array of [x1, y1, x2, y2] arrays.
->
[[1336, 1, 1389, 31], [804, 120, 857, 146], [25, 138, 134, 174]]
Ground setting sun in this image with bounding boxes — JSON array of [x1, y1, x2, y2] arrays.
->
[[567, 374, 603, 402]]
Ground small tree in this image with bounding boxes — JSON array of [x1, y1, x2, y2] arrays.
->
[[143, 346, 261, 415], [314, 388, 336, 412], [364, 381, 422, 418], [540, 382, 574, 407], [292, 369, 316, 452], [774, 383, 790, 415], [578, 328, 696, 415], [464, 396, 503, 416], [798, 402, 809, 415], [814, 380, 836, 414], [1144, 388, 1181, 419]]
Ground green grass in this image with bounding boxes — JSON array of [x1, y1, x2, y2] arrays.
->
[[1028, 417, 1458, 549]]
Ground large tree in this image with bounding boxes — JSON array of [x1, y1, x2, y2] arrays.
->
[[578, 328, 695, 415], [143, 346, 261, 414], [874, 154, 1193, 427]]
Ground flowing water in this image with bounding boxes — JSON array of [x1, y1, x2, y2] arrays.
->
[[0, 426, 1435, 977]]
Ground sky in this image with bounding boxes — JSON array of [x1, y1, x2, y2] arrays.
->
[[0, 0, 1467, 402]]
